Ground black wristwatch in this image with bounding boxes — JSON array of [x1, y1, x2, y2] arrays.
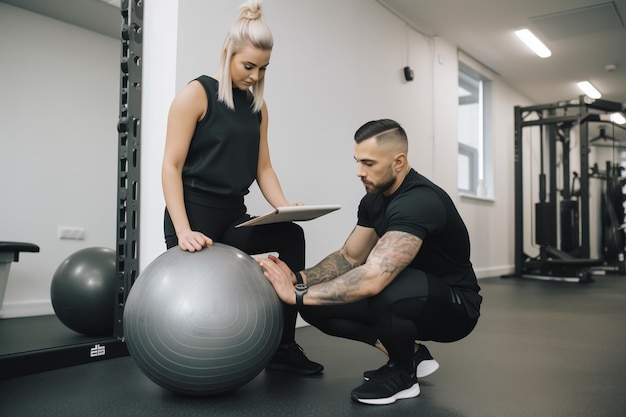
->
[[295, 283, 308, 308]]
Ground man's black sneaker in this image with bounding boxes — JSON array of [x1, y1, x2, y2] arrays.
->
[[266, 342, 324, 375], [351, 363, 419, 405], [413, 344, 439, 377], [363, 344, 439, 380]]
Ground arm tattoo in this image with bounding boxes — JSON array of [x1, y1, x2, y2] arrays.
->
[[312, 266, 370, 303], [308, 231, 421, 305], [367, 231, 420, 276], [302, 250, 358, 286]]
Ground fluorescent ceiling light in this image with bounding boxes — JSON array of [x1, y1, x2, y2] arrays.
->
[[515, 29, 551, 58], [577, 81, 602, 99], [611, 112, 626, 125]]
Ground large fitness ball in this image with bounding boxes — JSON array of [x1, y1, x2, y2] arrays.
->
[[50, 247, 117, 336], [123, 243, 284, 396]]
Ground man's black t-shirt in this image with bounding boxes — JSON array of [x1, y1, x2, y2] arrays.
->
[[357, 169, 481, 317]]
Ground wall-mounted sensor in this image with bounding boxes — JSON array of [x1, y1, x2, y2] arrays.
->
[[403, 66, 414, 82]]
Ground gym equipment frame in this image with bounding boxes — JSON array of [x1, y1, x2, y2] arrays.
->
[[511, 96, 625, 283]]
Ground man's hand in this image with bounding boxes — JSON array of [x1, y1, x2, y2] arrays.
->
[[257, 255, 297, 305]]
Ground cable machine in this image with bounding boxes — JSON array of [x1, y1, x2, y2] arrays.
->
[[512, 96, 625, 283]]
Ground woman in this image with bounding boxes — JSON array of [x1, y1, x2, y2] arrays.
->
[[161, 0, 323, 376]]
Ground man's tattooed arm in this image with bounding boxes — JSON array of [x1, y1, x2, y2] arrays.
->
[[300, 225, 377, 286], [302, 250, 360, 286], [304, 231, 422, 305]]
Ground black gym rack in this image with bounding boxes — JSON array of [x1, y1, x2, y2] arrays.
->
[[511, 96, 626, 283]]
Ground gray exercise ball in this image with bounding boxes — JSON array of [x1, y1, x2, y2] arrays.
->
[[50, 247, 117, 336], [123, 243, 284, 396]]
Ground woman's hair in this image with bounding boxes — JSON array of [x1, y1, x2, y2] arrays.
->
[[354, 119, 408, 152], [218, 0, 273, 112]]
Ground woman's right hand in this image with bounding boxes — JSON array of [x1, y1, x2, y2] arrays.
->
[[177, 230, 213, 252]]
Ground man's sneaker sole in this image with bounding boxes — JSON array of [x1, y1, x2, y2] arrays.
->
[[364, 359, 439, 380], [352, 381, 420, 405], [416, 359, 439, 378]]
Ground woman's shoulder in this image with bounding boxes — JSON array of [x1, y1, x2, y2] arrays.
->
[[193, 75, 218, 89], [185, 76, 219, 108]]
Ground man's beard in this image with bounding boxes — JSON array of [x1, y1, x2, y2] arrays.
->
[[362, 171, 396, 195]]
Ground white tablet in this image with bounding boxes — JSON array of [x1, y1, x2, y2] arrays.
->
[[236, 204, 341, 227]]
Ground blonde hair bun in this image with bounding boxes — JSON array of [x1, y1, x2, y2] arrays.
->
[[237, 0, 263, 21]]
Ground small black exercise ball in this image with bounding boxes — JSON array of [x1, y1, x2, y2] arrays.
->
[[50, 247, 116, 336], [123, 243, 283, 396]]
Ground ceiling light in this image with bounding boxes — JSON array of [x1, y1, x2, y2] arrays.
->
[[514, 29, 551, 58], [577, 81, 602, 99], [610, 113, 626, 125]]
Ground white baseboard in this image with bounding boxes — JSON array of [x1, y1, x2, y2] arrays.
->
[[475, 265, 514, 279]]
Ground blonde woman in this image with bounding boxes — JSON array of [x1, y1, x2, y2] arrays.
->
[[162, 0, 323, 375]]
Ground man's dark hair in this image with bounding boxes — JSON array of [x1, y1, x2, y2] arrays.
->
[[354, 119, 408, 149]]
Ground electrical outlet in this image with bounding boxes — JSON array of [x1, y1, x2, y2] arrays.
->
[[59, 227, 86, 240]]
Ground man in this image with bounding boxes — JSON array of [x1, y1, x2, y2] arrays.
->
[[258, 119, 482, 405]]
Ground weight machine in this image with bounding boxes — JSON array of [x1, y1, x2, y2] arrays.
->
[[512, 96, 626, 283]]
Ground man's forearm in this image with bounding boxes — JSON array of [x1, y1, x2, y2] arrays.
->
[[302, 249, 359, 286]]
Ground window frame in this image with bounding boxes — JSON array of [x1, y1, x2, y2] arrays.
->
[[458, 59, 493, 198]]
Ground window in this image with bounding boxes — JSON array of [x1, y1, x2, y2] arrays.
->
[[458, 143, 478, 192], [458, 60, 492, 197]]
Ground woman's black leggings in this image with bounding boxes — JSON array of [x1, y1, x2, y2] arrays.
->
[[164, 199, 305, 345], [300, 268, 478, 372]]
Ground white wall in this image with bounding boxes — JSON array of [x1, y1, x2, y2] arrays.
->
[[2, 0, 533, 319], [139, 0, 179, 269], [460, 80, 532, 278], [142, 0, 438, 270], [0, 3, 119, 317], [141, 0, 528, 279]]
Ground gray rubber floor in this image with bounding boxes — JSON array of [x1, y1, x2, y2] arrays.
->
[[1, 275, 625, 417]]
